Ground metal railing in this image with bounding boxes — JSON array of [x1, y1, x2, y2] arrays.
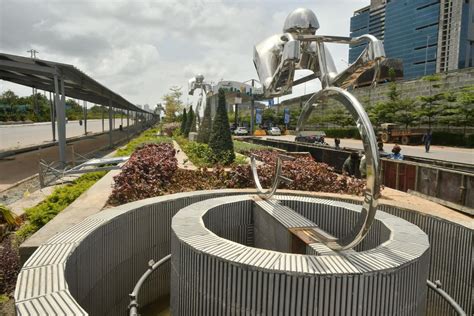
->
[[427, 280, 466, 316], [128, 254, 171, 316]]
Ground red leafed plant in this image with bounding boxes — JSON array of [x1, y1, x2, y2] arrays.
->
[[225, 151, 366, 195], [109, 143, 177, 204]]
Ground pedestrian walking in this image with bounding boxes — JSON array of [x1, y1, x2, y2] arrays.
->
[[334, 137, 340, 149], [422, 130, 432, 153]]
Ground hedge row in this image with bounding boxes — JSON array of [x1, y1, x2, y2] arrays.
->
[[323, 128, 361, 140], [323, 128, 473, 147], [431, 131, 474, 147]]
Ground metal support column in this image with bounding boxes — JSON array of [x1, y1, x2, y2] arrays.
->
[[126, 109, 130, 139], [108, 102, 113, 148], [102, 106, 105, 132], [250, 79, 255, 135], [54, 74, 67, 166], [49, 91, 56, 141], [83, 100, 87, 135]]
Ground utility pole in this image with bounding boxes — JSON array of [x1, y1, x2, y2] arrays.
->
[[27, 49, 39, 115]]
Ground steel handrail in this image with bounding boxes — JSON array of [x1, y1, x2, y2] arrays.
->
[[128, 254, 171, 316], [427, 280, 466, 316]]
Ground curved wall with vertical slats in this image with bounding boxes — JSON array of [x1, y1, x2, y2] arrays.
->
[[14, 189, 472, 315], [171, 195, 430, 316]]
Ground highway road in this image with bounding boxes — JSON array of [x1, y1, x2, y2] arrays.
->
[[0, 119, 135, 151], [265, 135, 474, 165]]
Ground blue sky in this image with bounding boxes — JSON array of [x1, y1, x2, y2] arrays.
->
[[0, 0, 369, 107]]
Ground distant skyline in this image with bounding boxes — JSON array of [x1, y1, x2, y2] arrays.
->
[[0, 0, 368, 106]]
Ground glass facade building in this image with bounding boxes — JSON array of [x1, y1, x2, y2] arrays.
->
[[349, 0, 474, 80]]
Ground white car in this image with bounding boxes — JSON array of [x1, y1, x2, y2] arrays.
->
[[234, 127, 249, 135], [267, 127, 281, 136]]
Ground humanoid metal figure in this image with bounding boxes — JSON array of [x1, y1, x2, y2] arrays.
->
[[251, 8, 384, 250], [188, 74, 212, 125]]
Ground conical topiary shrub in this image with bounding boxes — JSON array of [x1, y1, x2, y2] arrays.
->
[[190, 108, 198, 133], [209, 89, 235, 164], [180, 108, 187, 134], [197, 99, 212, 143], [184, 107, 194, 137]]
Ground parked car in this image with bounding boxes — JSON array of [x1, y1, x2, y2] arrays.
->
[[234, 127, 249, 135], [267, 126, 281, 136]]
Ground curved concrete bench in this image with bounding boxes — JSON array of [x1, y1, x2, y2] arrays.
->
[[171, 195, 430, 315], [14, 189, 473, 315]]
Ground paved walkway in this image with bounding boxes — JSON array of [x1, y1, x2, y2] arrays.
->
[[0, 128, 135, 192], [172, 140, 197, 170]]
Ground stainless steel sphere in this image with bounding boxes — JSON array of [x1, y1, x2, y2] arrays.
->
[[283, 8, 319, 34]]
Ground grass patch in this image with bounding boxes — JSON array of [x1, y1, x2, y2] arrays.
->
[[115, 127, 172, 157], [175, 137, 248, 167], [0, 294, 8, 304], [16, 171, 106, 240], [233, 140, 271, 155]]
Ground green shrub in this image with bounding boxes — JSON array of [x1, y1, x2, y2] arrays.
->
[[209, 89, 235, 164], [182, 141, 215, 167], [431, 131, 473, 147], [16, 172, 106, 240], [180, 108, 187, 134], [184, 108, 194, 137], [323, 128, 361, 139]]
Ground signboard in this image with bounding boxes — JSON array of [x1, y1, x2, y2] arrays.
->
[[256, 108, 262, 124], [284, 108, 290, 124]]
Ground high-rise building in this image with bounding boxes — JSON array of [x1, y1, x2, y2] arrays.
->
[[349, 0, 474, 79]]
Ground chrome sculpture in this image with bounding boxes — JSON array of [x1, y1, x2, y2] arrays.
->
[[188, 74, 212, 125], [251, 8, 383, 250]]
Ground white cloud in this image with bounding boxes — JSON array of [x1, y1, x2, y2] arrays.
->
[[1, 0, 371, 106]]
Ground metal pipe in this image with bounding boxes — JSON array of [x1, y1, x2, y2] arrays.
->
[[54, 74, 66, 166], [128, 254, 171, 316], [427, 280, 466, 316], [49, 91, 56, 141], [83, 100, 87, 135]]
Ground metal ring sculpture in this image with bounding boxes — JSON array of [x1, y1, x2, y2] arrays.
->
[[251, 87, 381, 250], [251, 8, 383, 250]]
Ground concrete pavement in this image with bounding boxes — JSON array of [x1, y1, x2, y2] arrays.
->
[[0, 119, 135, 151], [0, 128, 135, 192], [265, 135, 474, 165]]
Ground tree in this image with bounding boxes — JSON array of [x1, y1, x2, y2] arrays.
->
[[0, 90, 18, 112], [416, 75, 442, 128], [183, 107, 194, 137], [163, 86, 184, 122], [209, 89, 235, 164], [394, 98, 416, 129], [197, 100, 212, 143], [456, 85, 474, 134], [180, 108, 187, 134]]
